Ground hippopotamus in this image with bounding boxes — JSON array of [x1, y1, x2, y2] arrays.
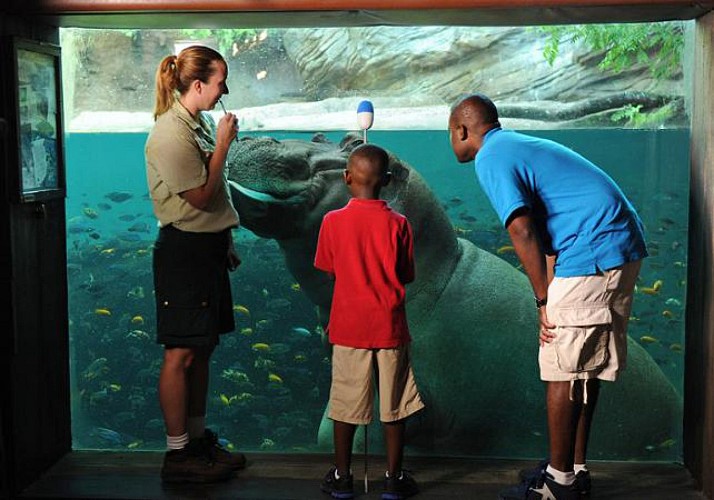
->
[[226, 132, 681, 459]]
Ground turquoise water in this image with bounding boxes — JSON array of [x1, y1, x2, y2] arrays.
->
[[66, 128, 688, 459]]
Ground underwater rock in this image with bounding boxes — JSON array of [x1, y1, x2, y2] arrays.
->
[[226, 133, 681, 459]]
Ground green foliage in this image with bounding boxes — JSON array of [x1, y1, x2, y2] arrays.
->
[[536, 22, 684, 80], [181, 29, 260, 56], [610, 102, 678, 127]]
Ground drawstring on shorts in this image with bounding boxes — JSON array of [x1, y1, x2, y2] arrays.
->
[[569, 379, 589, 405]]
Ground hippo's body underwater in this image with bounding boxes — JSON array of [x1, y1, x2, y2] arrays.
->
[[226, 133, 681, 459]]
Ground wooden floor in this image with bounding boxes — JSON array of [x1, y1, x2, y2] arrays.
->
[[19, 451, 707, 500]]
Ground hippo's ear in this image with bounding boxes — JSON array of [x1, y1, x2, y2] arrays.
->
[[389, 159, 410, 182], [311, 133, 330, 144], [339, 132, 364, 153]]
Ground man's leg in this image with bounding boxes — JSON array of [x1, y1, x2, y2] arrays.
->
[[546, 381, 580, 474], [574, 379, 600, 465]]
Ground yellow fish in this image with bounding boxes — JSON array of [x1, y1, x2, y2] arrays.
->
[[220, 394, 237, 406], [661, 310, 674, 319], [127, 441, 142, 449], [131, 315, 144, 325], [639, 286, 659, 295], [109, 383, 122, 392], [294, 354, 307, 363], [240, 327, 253, 336], [95, 308, 112, 316], [669, 343, 683, 352], [252, 342, 271, 352], [233, 305, 251, 316], [100, 248, 116, 255], [639, 335, 659, 344], [653, 279, 663, 291], [83, 207, 99, 219], [496, 245, 515, 255], [290, 283, 301, 292], [268, 373, 283, 384]]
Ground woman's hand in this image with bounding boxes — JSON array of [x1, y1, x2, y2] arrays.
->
[[216, 112, 238, 148]]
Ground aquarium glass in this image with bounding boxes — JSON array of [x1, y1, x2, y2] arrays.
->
[[62, 24, 690, 461]]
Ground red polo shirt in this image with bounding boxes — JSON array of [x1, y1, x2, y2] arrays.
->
[[314, 198, 415, 348]]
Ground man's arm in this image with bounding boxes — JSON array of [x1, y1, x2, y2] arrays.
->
[[506, 208, 555, 343]]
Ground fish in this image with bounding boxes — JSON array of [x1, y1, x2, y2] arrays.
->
[[94, 308, 112, 316], [97, 203, 112, 211], [233, 304, 251, 316], [661, 310, 674, 319], [93, 427, 122, 445], [268, 373, 283, 384], [118, 214, 137, 221], [291, 327, 311, 337], [669, 343, 683, 352], [496, 245, 515, 255], [126, 330, 149, 340], [240, 327, 253, 336], [127, 286, 145, 299], [100, 248, 116, 255], [294, 354, 307, 362], [82, 207, 99, 219], [256, 70, 268, 80], [290, 283, 301, 292], [251, 342, 271, 352], [639, 335, 659, 344], [109, 383, 122, 392], [130, 315, 144, 325], [220, 393, 238, 406], [105, 191, 133, 203]]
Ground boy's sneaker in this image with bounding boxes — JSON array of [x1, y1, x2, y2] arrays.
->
[[519, 461, 591, 496], [321, 466, 354, 499], [500, 470, 579, 500], [193, 428, 247, 470], [160, 445, 234, 483], [382, 469, 419, 500]]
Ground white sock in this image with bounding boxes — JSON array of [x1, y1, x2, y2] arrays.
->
[[166, 432, 189, 450], [546, 464, 575, 486], [188, 416, 206, 439], [574, 463, 588, 474]]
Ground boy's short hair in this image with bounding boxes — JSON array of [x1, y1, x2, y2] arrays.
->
[[349, 143, 390, 175]]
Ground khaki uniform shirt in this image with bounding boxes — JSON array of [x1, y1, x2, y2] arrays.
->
[[145, 101, 239, 233]]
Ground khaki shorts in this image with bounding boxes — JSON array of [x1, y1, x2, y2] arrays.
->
[[328, 344, 425, 425], [539, 260, 642, 382]]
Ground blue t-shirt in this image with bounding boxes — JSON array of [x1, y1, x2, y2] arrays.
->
[[475, 128, 647, 277]]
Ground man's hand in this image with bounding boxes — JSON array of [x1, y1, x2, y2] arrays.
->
[[538, 307, 556, 346]]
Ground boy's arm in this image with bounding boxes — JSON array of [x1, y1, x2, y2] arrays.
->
[[398, 220, 415, 284], [314, 216, 335, 277]]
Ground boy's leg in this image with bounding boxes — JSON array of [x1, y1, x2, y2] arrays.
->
[[383, 419, 405, 476], [334, 420, 358, 476], [546, 381, 579, 474]]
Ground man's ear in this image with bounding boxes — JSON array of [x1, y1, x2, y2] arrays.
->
[[459, 124, 469, 141]]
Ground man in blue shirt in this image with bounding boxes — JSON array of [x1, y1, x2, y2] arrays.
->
[[448, 93, 647, 500]]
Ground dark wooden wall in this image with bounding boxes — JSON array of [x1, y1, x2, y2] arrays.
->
[[685, 11, 714, 499], [0, 18, 71, 498]]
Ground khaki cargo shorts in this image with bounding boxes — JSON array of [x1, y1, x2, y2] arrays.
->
[[539, 260, 642, 382], [328, 344, 425, 425]]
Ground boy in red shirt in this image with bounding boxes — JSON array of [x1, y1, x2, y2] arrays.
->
[[315, 144, 424, 500]]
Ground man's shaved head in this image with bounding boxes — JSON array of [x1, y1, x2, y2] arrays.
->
[[450, 93, 500, 128]]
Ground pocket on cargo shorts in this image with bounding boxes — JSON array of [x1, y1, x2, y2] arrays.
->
[[157, 287, 212, 338], [551, 305, 612, 374]]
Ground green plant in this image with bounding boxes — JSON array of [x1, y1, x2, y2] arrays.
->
[[181, 29, 261, 56], [610, 102, 678, 127], [536, 22, 684, 80]]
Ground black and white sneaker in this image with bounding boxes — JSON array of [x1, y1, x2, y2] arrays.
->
[[500, 470, 579, 500], [321, 466, 354, 499], [519, 460, 591, 496], [382, 469, 419, 500]]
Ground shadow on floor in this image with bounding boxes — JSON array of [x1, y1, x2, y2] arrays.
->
[[19, 451, 706, 499]]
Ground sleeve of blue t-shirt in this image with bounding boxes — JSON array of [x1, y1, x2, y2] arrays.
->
[[475, 150, 530, 228]]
